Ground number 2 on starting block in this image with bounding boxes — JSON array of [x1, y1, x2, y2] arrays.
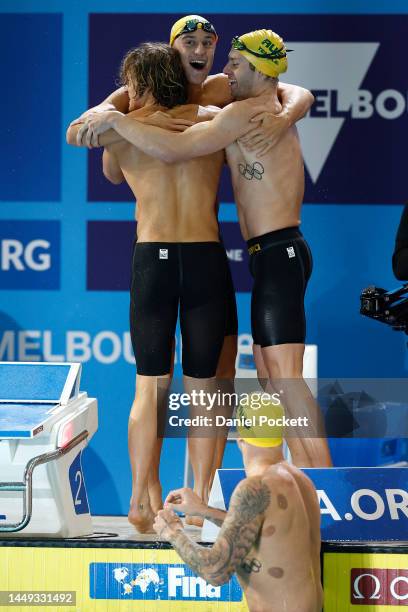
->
[[69, 453, 90, 515]]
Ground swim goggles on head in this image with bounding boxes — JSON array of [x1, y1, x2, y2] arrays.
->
[[231, 36, 291, 60], [178, 19, 217, 38]]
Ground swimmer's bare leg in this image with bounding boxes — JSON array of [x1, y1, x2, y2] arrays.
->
[[184, 375, 219, 526], [253, 344, 311, 466], [147, 342, 174, 514], [148, 438, 163, 514], [253, 343, 274, 394], [260, 343, 332, 467], [128, 373, 171, 532], [209, 334, 237, 485]]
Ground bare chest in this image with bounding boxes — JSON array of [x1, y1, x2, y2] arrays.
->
[[226, 142, 270, 193]]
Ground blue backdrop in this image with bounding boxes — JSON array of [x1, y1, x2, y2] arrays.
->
[[0, 0, 407, 516]]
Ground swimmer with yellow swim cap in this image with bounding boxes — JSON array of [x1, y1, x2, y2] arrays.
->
[[225, 29, 290, 101], [155, 394, 323, 611], [83, 26, 332, 470], [70, 16, 314, 144], [169, 15, 219, 89], [235, 392, 285, 448], [231, 29, 290, 78], [169, 14, 218, 47], [66, 21, 320, 532], [68, 20, 313, 523]]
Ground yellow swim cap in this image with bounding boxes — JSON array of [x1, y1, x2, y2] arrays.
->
[[236, 393, 284, 448], [170, 15, 218, 47], [231, 29, 289, 78]]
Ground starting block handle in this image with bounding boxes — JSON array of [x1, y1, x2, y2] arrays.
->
[[0, 430, 89, 534], [0, 483, 25, 492]]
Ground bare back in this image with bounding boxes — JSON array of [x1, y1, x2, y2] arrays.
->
[[238, 463, 322, 612], [226, 96, 305, 241], [107, 105, 224, 242]]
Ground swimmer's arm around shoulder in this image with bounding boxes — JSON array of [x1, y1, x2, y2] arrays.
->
[[169, 477, 268, 586], [71, 87, 130, 123], [68, 107, 192, 148], [241, 84, 314, 154], [112, 103, 250, 163], [278, 82, 314, 125], [66, 87, 130, 145], [66, 122, 123, 147], [99, 87, 131, 113]]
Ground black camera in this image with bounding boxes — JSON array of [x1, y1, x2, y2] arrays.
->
[[360, 284, 408, 334]]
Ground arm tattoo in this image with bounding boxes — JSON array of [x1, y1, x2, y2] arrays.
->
[[238, 161, 264, 181], [169, 478, 270, 586]]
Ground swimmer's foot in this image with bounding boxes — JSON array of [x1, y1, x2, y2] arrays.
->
[[185, 514, 204, 527], [184, 487, 207, 527], [128, 500, 155, 534], [148, 480, 163, 514]]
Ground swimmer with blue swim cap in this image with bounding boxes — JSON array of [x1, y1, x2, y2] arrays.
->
[[155, 391, 323, 611]]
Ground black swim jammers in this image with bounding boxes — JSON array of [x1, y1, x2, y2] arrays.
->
[[130, 242, 230, 377], [247, 227, 313, 347], [224, 257, 238, 337]]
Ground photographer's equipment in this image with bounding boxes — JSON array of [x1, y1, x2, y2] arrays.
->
[[360, 283, 408, 334]]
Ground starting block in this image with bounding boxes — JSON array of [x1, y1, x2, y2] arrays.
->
[[0, 362, 97, 538]]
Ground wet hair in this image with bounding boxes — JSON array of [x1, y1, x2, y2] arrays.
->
[[119, 42, 188, 108]]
